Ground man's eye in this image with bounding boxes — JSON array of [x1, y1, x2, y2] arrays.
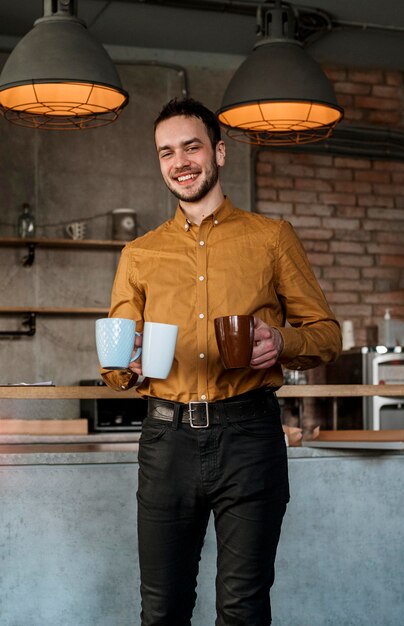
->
[[160, 152, 172, 159], [187, 146, 198, 152]]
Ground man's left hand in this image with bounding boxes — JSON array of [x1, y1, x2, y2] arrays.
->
[[250, 317, 283, 369]]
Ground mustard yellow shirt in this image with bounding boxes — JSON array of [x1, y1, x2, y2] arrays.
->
[[102, 197, 341, 401]]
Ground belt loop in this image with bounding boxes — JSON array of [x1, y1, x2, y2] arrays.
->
[[171, 403, 181, 430], [215, 400, 228, 428]]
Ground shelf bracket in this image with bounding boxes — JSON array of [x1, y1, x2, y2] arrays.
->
[[0, 313, 36, 338], [22, 243, 36, 267]]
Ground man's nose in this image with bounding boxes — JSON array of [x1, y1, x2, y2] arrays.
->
[[173, 150, 191, 169]]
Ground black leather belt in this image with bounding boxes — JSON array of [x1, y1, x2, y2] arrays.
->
[[147, 387, 275, 429]]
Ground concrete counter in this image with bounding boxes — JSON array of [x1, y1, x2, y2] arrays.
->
[[1, 442, 403, 626]]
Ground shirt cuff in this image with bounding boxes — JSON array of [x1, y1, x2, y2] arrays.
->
[[100, 369, 139, 391]]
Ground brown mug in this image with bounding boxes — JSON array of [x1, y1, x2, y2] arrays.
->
[[214, 315, 255, 369]]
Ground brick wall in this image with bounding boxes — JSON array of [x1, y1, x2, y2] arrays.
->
[[255, 66, 404, 348]]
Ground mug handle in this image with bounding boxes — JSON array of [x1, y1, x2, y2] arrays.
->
[[66, 224, 74, 238], [129, 331, 142, 362]]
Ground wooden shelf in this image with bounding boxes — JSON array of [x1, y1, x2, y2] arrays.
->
[[0, 385, 403, 400], [0, 307, 108, 316], [0, 237, 127, 250]]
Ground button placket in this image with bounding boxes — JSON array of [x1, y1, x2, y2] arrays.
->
[[195, 220, 209, 400]]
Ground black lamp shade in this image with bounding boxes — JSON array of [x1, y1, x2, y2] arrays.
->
[[0, 10, 128, 129], [217, 40, 343, 145]]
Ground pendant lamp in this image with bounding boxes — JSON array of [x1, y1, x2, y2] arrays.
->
[[217, 0, 343, 145], [0, 0, 128, 130]]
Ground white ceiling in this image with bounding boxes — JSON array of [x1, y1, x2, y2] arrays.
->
[[1, 0, 404, 70]]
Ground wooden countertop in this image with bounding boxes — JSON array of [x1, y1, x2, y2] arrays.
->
[[0, 384, 404, 399]]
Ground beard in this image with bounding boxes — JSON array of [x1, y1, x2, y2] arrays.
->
[[165, 155, 219, 203]]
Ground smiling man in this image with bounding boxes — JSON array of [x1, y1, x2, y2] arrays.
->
[[102, 98, 341, 626]]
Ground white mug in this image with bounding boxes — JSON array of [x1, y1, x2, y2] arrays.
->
[[142, 322, 179, 379], [96, 318, 141, 369], [66, 221, 87, 240]]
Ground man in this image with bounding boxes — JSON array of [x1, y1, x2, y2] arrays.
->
[[102, 98, 341, 626]]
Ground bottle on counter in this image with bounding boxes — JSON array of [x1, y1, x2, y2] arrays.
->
[[17, 203, 36, 238], [383, 309, 393, 347]]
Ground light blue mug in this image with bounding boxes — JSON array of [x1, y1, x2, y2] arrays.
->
[[96, 318, 141, 370]]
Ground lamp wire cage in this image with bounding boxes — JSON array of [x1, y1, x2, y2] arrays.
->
[[217, 1, 343, 146]]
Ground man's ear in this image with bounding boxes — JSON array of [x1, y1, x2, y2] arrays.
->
[[216, 140, 226, 167]]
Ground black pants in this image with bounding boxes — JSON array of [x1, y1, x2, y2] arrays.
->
[[137, 392, 289, 626]]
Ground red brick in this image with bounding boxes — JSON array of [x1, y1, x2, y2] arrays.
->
[[375, 231, 404, 244], [255, 201, 293, 215], [373, 161, 404, 171], [343, 109, 366, 121], [324, 217, 360, 230], [278, 190, 318, 203], [355, 96, 400, 110], [385, 71, 403, 87], [256, 188, 277, 201], [362, 290, 404, 304], [348, 69, 384, 84], [334, 157, 371, 169], [336, 206, 365, 218], [306, 252, 335, 266], [359, 196, 395, 208], [338, 94, 354, 107], [318, 279, 334, 292], [320, 192, 357, 206], [336, 254, 374, 267], [392, 172, 404, 184], [296, 154, 334, 167], [355, 170, 392, 184], [367, 243, 404, 255], [326, 292, 359, 304], [373, 183, 404, 196], [324, 267, 360, 280], [324, 67, 347, 82], [372, 85, 401, 98], [367, 208, 404, 220], [363, 219, 404, 231], [296, 228, 333, 240], [275, 164, 315, 177], [316, 167, 353, 181], [334, 180, 372, 194], [330, 241, 366, 254], [332, 304, 373, 317], [290, 216, 320, 228], [295, 178, 333, 192], [295, 203, 334, 217], [335, 279, 373, 292], [256, 162, 273, 175], [367, 112, 402, 126], [256, 176, 294, 189], [335, 81, 371, 95], [301, 240, 330, 252], [379, 255, 404, 267], [362, 267, 401, 279]]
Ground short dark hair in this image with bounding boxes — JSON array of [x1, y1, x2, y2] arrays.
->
[[154, 98, 222, 148]]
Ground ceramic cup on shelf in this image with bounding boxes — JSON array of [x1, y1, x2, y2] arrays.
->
[[214, 315, 254, 369], [96, 318, 141, 370], [65, 221, 87, 240]]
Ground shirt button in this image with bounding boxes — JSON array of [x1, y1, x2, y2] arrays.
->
[[199, 313, 205, 319], [201, 394, 207, 400], [184, 224, 189, 230], [214, 219, 219, 225], [199, 353, 205, 359], [199, 240, 205, 246], [199, 275, 205, 281]]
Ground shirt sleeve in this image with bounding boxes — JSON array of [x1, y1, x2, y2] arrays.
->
[[273, 220, 342, 370], [101, 246, 145, 390]]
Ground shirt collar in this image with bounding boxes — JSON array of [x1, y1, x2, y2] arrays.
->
[[174, 196, 236, 232]]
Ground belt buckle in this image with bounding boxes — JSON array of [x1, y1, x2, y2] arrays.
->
[[188, 401, 210, 428]]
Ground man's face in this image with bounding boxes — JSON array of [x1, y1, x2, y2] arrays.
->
[[155, 115, 225, 203]]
